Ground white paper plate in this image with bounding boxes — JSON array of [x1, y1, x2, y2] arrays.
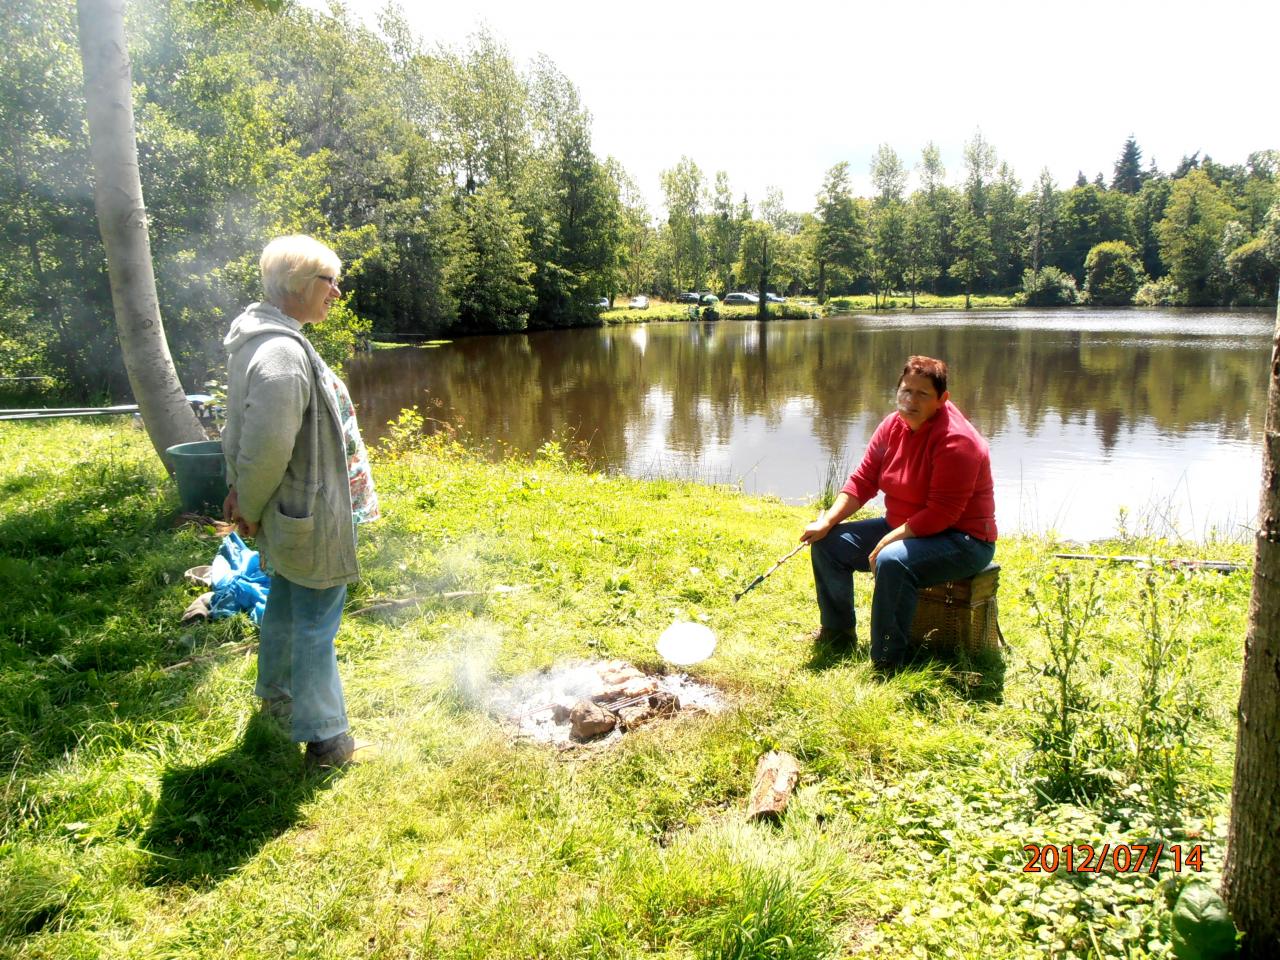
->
[[656, 622, 717, 665]]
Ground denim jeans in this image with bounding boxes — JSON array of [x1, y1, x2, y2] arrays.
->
[[255, 575, 350, 743], [810, 517, 996, 666]]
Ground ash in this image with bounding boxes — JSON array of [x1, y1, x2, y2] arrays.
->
[[490, 659, 725, 746]]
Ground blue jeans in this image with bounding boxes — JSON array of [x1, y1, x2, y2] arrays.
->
[[810, 517, 996, 665], [255, 575, 350, 743]]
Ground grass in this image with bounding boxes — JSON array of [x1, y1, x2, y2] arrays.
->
[[600, 300, 825, 324], [826, 293, 1017, 312], [0, 418, 1251, 958]]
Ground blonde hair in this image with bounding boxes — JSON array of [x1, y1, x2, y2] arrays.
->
[[259, 235, 341, 305]]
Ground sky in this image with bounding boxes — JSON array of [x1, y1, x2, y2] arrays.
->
[[305, 0, 1277, 216]]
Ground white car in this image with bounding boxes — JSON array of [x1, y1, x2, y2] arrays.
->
[[628, 295, 650, 309]]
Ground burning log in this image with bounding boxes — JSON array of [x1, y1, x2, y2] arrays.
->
[[747, 751, 801, 822]]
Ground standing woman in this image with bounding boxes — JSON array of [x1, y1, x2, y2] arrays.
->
[[222, 235, 379, 767]]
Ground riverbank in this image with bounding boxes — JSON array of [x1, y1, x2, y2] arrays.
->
[[0, 418, 1250, 957], [595, 293, 1017, 324]]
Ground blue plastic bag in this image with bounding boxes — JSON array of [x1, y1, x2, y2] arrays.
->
[[209, 532, 270, 625]]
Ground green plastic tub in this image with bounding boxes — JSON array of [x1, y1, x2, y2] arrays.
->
[[166, 440, 226, 514]]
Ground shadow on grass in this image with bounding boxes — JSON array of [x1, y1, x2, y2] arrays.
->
[[140, 712, 324, 887], [802, 636, 1007, 701]]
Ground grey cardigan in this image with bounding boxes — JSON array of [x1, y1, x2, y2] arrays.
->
[[222, 302, 358, 588]]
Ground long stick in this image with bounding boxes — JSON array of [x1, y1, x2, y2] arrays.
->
[[734, 543, 808, 602], [1053, 553, 1246, 574]]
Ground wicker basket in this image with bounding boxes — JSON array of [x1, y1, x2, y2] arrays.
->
[[909, 563, 1001, 657]]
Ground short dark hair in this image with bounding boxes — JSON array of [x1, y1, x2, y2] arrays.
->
[[899, 355, 948, 396]]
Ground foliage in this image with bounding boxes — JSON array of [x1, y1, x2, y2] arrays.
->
[[447, 184, 535, 332], [1015, 266, 1079, 306], [1158, 171, 1238, 304], [1113, 136, 1146, 195], [811, 162, 865, 303], [1171, 882, 1240, 960], [1224, 236, 1278, 305], [1, 3, 1277, 404], [1083, 241, 1145, 305], [1135, 276, 1186, 307], [1024, 568, 1110, 800]]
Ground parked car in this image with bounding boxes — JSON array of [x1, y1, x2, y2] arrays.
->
[[676, 291, 700, 304], [765, 293, 786, 304], [594, 297, 610, 309], [628, 295, 649, 309], [723, 292, 759, 306]]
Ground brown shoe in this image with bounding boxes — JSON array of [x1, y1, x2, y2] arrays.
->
[[305, 732, 377, 768]]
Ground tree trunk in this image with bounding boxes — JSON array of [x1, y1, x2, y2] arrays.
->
[[1221, 295, 1280, 957], [816, 260, 827, 305], [76, 0, 204, 469], [757, 235, 769, 321]]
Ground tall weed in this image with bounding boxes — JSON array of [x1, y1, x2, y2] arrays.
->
[[1025, 568, 1111, 800]]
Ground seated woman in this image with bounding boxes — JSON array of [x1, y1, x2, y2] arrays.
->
[[798, 355, 996, 675]]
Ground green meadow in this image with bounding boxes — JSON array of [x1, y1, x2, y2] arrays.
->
[[0, 417, 1249, 958]]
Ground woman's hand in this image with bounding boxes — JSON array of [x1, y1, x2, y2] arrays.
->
[[868, 523, 914, 571], [800, 517, 833, 544], [223, 486, 259, 537]]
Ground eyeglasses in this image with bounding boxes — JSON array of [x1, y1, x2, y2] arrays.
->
[[316, 274, 341, 287]]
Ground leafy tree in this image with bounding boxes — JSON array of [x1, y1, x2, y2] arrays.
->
[[1025, 168, 1059, 273], [917, 144, 955, 293], [1157, 169, 1237, 303], [737, 219, 776, 318], [1083, 241, 1144, 305], [1053, 183, 1132, 282], [1130, 176, 1172, 280], [1225, 237, 1278, 305], [963, 130, 997, 216], [660, 157, 706, 293], [870, 144, 907, 204], [869, 201, 907, 307], [0, 0, 118, 396], [430, 28, 530, 195], [1112, 136, 1144, 194], [949, 205, 993, 308], [903, 192, 939, 307], [1017, 266, 1078, 306], [446, 184, 534, 332], [812, 161, 864, 303], [609, 161, 655, 297], [706, 171, 744, 294], [988, 162, 1024, 289]]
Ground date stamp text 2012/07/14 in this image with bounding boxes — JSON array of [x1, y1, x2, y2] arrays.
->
[[1023, 843, 1204, 875]]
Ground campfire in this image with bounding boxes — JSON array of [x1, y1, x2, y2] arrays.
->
[[490, 659, 724, 746]]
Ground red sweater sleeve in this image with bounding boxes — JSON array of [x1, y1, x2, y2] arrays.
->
[[906, 431, 983, 536], [842, 414, 893, 504]]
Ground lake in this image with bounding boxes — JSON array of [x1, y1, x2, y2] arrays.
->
[[346, 308, 1273, 542]]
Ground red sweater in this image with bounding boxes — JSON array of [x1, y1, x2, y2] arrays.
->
[[842, 401, 997, 541]]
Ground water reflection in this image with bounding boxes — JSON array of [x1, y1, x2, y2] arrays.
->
[[346, 309, 1271, 540]]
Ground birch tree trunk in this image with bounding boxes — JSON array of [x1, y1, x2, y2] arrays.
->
[[76, 0, 204, 469], [1222, 294, 1280, 957]]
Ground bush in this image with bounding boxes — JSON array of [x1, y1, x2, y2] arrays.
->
[[1083, 241, 1145, 306], [1015, 267, 1078, 306], [1225, 236, 1279, 305], [1134, 276, 1185, 306]]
